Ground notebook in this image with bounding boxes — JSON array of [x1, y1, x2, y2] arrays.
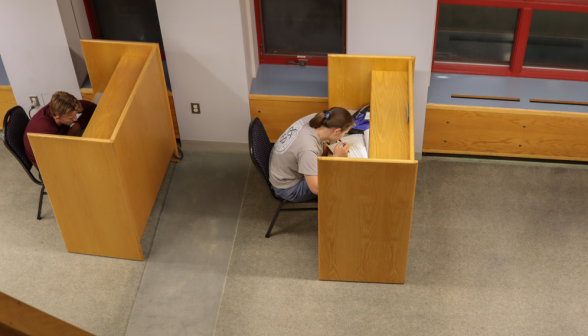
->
[[328, 133, 369, 159]]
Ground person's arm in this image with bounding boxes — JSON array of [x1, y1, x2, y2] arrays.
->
[[76, 100, 97, 129], [305, 175, 318, 195], [67, 123, 82, 136]]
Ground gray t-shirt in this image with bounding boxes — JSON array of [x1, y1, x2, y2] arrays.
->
[[269, 114, 322, 189]]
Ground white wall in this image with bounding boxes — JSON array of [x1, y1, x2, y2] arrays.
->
[[155, 0, 253, 143], [57, 0, 88, 86], [242, 0, 259, 85], [70, 0, 93, 40], [0, 1, 81, 115], [348, 0, 438, 155]]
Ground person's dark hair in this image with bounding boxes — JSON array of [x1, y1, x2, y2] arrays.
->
[[309, 107, 354, 131]]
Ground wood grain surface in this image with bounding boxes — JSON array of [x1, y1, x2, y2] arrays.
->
[[369, 70, 410, 160], [27, 134, 144, 260], [408, 60, 415, 158], [318, 157, 418, 284], [82, 55, 146, 139], [423, 104, 588, 161], [0, 86, 17, 130], [249, 95, 328, 142], [78, 88, 180, 140], [80, 88, 95, 102], [0, 291, 93, 336], [111, 49, 176, 238], [167, 91, 181, 138], [26, 41, 177, 260], [328, 54, 414, 111], [80, 40, 155, 93]]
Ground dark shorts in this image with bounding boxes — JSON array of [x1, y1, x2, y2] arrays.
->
[[272, 177, 317, 202]]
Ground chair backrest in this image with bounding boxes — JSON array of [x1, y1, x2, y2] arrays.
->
[[248, 117, 280, 200], [2, 106, 43, 185]]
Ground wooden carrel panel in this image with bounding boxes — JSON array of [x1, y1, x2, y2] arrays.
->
[[167, 91, 181, 138], [80, 88, 95, 102], [328, 54, 414, 110], [423, 104, 588, 161], [249, 94, 328, 142], [27, 135, 143, 260], [0, 86, 17, 130], [112, 49, 176, 238], [80, 40, 155, 93], [318, 157, 418, 284], [369, 70, 410, 160], [0, 291, 93, 336], [79, 88, 180, 139], [83, 55, 146, 139]]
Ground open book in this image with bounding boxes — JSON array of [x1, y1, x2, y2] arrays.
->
[[328, 133, 369, 158]]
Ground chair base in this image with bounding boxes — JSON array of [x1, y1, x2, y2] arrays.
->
[[265, 200, 318, 238]]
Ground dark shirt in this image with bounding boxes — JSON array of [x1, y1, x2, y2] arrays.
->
[[24, 100, 97, 168]]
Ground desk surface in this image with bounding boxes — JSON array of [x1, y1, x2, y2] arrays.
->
[[428, 73, 588, 113], [250, 64, 328, 97], [249, 64, 588, 114]]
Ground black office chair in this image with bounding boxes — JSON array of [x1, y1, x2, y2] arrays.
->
[[2, 106, 47, 220], [248, 117, 317, 238]]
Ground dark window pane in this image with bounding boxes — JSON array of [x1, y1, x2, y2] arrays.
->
[[261, 0, 344, 56], [435, 4, 519, 65], [92, 0, 164, 51], [524, 10, 588, 70]]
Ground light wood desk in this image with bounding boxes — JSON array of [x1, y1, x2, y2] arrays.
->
[[318, 55, 418, 284], [28, 40, 178, 260]]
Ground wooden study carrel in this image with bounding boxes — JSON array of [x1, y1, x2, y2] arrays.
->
[[318, 55, 418, 284], [28, 40, 178, 261]]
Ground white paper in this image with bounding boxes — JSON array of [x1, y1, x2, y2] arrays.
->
[[328, 134, 368, 159], [363, 129, 369, 155]]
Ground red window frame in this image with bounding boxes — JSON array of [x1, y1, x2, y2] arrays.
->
[[253, 0, 347, 67], [432, 0, 588, 81]]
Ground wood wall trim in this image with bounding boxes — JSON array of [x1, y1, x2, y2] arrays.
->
[[424, 104, 588, 162], [424, 148, 588, 163], [248, 94, 328, 103], [427, 103, 588, 118]]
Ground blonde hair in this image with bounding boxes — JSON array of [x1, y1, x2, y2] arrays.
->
[[49, 91, 82, 117]]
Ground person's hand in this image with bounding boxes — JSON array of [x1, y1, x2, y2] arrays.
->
[[333, 142, 349, 157], [67, 123, 82, 136]]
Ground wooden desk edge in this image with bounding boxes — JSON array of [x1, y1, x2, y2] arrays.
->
[[318, 157, 418, 165], [427, 103, 588, 118], [27, 132, 112, 144], [249, 94, 328, 103]]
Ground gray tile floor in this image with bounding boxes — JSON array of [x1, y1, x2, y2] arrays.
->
[[0, 146, 174, 336], [215, 155, 588, 336], [6, 139, 588, 336], [125, 141, 250, 336]]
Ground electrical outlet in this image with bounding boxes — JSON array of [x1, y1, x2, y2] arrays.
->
[[29, 96, 40, 107], [191, 103, 200, 114]]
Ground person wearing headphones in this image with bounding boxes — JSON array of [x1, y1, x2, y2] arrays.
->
[[269, 107, 355, 202]]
